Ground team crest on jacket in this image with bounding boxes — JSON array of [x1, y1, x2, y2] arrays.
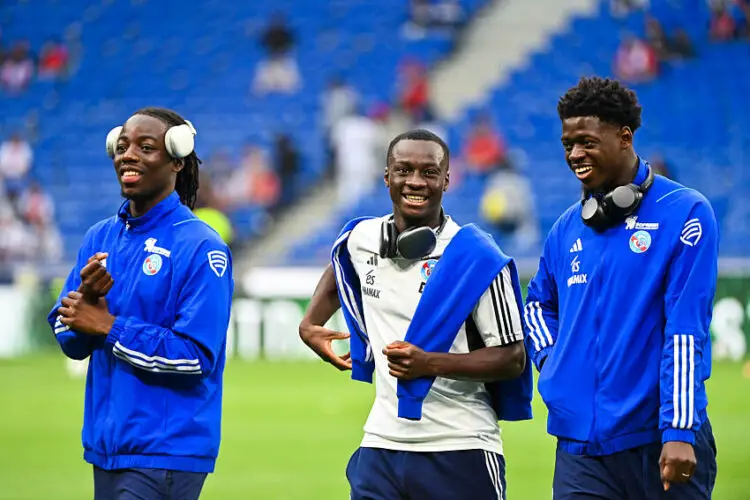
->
[[421, 259, 438, 281], [629, 230, 652, 254], [142, 254, 163, 275]]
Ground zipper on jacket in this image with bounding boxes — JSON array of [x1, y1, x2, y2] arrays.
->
[[590, 233, 612, 453], [106, 223, 129, 461]]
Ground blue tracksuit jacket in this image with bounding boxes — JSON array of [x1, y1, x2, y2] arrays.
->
[[48, 191, 234, 473], [524, 160, 718, 456]]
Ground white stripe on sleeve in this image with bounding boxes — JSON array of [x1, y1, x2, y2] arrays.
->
[[500, 268, 523, 341], [112, 341, 202, 374], [688, 334, 695, 429], [524, 301, 553, 351], [523, 303, 542, 351], [672, 334, 680, 428], [533, 302, 553, 346], [671, 334, 695, 429]]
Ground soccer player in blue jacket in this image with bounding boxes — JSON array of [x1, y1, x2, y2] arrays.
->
[[49, 107, 234, 500], [524, 77, 718, 499]]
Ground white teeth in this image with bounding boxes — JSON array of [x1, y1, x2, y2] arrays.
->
[[405, 195, 427, 202], [575, 167, 592, 174], [122, 171, 141, 177]]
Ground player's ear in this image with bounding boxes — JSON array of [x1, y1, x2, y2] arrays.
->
[[620, 126, 633, 149], [384, 166, 390, 188], [172, 158, 185, 173], [443, 168, 450, 192]]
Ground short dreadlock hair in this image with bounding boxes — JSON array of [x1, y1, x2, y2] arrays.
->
[[557, 77, 642, 132]]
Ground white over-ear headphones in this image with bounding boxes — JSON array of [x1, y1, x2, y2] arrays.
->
[[106, 120, 197, 159]]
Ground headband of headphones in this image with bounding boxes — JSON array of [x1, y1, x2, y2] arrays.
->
[[106, 119, 197, 159]]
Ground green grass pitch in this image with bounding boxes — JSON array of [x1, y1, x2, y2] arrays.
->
[[0, 355, 748, 499]]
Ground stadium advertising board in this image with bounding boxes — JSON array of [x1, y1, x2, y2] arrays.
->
[[232, 268, 750, 362]]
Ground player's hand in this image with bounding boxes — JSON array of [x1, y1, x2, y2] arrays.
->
[[299, 323, 352, 371], [659, 441, 697, 491], [58, 291, 116, 336], [78, 253, 114, 303], [383, 341, 433, 380]]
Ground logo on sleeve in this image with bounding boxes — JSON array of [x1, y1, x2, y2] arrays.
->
[[207, 250, 228, 277], [142, 254, 163, 275], [629, 230, 652, 254], [680, 219, 702, 247]]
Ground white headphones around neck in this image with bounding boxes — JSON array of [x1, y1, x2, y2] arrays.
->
[[105, 120, 197, 159]]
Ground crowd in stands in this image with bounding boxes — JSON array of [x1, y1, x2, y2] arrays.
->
[[0, 36, 71, 94], [4, 0, 745, 268], [0, 132, 62, 269], [613, 0, 748, 83]]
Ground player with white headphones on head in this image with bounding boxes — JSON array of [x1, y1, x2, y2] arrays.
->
[[50, 107, 233, 500]]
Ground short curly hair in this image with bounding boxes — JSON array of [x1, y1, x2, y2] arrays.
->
[[557, 77, 642, 132]]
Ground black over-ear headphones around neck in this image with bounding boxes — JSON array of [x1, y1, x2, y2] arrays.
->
[[581, 163, 655, 232], [379, 209, 447, 260]]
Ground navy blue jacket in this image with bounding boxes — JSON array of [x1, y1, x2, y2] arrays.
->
[[48, 192, 234, 472], [524, 161, 718, 455]]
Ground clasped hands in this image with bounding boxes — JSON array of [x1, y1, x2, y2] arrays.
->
[[57, 252, 115, 336]]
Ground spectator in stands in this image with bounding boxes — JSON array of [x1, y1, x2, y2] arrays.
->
[[610, 0, 649, 18], [0, 202, 33, 263], [0, 133, 33, 201], [404, 0, 465, 39], [731, 0, 750, 39], [37, 38, 69, 80], [0, 41, 34, 94], [194, 172, 235, 246], [650, 153, 675, 180], [331, 108, 383, 208], [204, 147, 236, 184], [415, 105, 448, 144], [709, 4, 739, 40], [220, 144, 280, 210], [20, 183, 63, 263], [671, 29, 696, 59], [614, 35, 658, 83], [322, 76, 359, 174], [645, 15, 671, 62], [398, 58, 430, 123], [480, 162, 539, 252], [17, 180, 53, 227], [273, 133, 300, 209], [462, 113, 509, 177], [253, 12, 301, 95]]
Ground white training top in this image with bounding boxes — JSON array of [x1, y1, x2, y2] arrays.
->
[[346, 215, 524, 454]]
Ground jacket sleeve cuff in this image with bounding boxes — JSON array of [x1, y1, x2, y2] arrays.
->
[[397, 396, 424, 420], [105, 316, 127, 347], [351, 360, 374, 383], [662, 428, 696, 445], [532, 345, 553, 372]]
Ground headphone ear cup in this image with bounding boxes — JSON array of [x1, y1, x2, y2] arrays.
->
[[581, 197, 607, 231], [106, 126, 123, 159], [609, 185, 640, 218], [397, 227, 437, 260], [379, 221, 396, 259], [164, 123, 196, 159]]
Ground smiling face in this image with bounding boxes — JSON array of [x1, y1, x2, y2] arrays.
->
[[113, 114, 183, 216], [385, 138, 449, 231], [561, 116, 635, 193]]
